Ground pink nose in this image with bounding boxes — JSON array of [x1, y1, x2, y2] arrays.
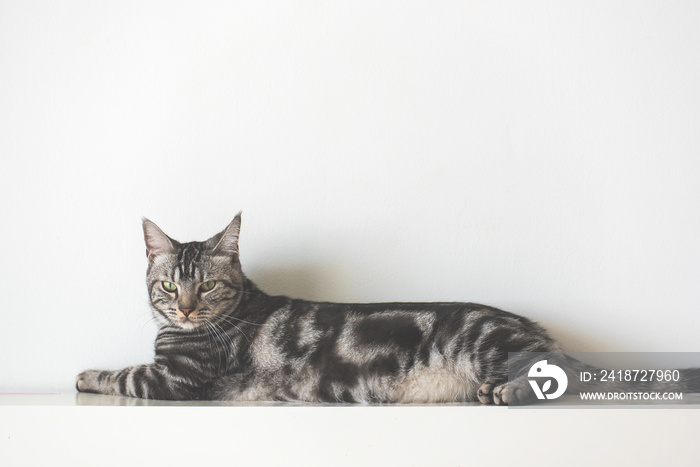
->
[[180, 308, 193, 316]]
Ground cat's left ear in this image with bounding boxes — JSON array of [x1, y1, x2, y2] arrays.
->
[[207, 213, 242, 257]]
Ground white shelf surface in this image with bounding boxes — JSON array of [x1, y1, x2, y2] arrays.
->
[[2, 392, 699, 466]]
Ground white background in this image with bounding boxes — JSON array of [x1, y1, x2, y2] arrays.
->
[[2, 1, 700, 392]]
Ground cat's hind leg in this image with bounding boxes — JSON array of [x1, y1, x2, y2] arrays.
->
[[476, 377, 507, 404], [492, 376, 538, 406]]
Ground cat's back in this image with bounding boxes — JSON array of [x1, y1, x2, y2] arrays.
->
[[283, 298, 540, 333], [253, 297, 551, 363]]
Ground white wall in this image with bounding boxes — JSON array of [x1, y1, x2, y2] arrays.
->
[[1, 1, 699, 391]]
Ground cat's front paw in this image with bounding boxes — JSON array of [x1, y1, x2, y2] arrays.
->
[[76, 370, 102, 393]]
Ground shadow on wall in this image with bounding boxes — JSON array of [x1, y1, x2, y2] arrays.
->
[[545, 324, 627, 353], [246, 264, 622, 353], [246, 263, 351, 303]]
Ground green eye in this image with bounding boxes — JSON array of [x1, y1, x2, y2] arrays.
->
[[162, 281, 177, 292], [200, 280, 216, 292]]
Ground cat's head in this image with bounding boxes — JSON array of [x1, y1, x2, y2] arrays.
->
[[142, 214, 244, 330]]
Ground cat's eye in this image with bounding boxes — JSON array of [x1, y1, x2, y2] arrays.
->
[[162, 281, 177, 292], [200, 280, 216, 292]]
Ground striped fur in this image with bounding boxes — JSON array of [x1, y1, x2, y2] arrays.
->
[[77, 215, 567, 404]]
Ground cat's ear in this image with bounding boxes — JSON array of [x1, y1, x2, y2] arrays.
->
[[142, 218, 177, 261], [206, 213, 242, 257]]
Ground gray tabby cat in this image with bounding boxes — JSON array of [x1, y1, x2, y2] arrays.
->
[[75, 215, 695, 404]]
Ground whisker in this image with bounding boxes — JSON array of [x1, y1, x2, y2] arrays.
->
[[204, 321, 226, 372], [211, 318, 245, 347], [141, 316, 158, 328], [216, 314, 264, 327], [205, 320, 237, 377], [213, 320, 238, 370], [215, 318, 249, 343]]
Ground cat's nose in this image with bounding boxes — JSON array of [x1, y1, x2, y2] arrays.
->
[[180, 308, 193, 316]]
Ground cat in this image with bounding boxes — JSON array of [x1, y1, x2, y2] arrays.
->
[[76, 214, 697, 404]]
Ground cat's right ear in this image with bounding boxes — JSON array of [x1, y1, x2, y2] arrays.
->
[[142, 218, 176, 261]]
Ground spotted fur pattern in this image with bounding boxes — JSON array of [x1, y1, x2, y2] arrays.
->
[[77, 215, 564, 404]]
